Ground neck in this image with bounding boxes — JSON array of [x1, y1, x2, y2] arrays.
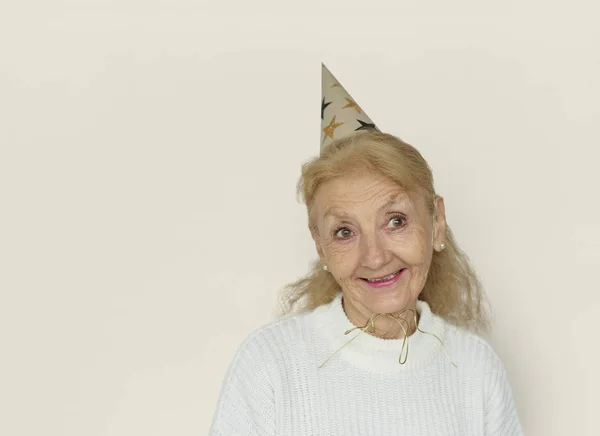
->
[[342, 296, 421, 340], [309, 292, 450, 373]]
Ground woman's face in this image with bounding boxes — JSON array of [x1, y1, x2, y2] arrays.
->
[[311, 171, 447, 319]]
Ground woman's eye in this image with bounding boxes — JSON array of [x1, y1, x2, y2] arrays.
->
[[334, 228, 353, 239], [388, 215, 406, 228]]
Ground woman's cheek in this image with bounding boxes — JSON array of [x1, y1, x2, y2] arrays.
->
[[328, 247, 355, 271], [328, 239, 354, 256]]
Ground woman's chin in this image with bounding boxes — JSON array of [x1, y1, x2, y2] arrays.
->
[[355, 280, 412, 312], [360, 290, 413, 314], [370, 298, 412, 315]]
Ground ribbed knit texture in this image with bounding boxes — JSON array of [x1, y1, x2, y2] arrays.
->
[[209, 293, 524, 435]]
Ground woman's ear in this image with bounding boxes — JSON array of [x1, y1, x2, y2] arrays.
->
[[433, 195, 448, 251]]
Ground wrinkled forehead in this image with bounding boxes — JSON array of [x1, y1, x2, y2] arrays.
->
[[311, 174, 430, 223], [321, 190, 412, 219]]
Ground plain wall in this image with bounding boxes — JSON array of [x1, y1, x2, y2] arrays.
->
[[1, 1, 598, 435]]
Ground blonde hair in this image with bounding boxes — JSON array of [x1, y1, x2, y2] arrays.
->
[[278, 130, 491, 334]]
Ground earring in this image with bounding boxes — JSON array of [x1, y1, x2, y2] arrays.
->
[[439, 243, 445, 250], [322, 264, 328, 271]]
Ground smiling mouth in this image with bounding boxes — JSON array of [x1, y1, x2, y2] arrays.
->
[[360, 269, 406, 283]]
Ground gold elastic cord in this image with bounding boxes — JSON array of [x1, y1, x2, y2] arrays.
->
[[318, 308, 457, 369]]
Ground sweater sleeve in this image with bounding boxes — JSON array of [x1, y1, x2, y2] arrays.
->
[[208, 335, 276, 436], [483, 348, 525, 436]]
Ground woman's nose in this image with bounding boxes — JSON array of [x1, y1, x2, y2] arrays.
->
[[360, 231, 390, 270]]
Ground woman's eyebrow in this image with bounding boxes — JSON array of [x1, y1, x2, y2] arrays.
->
[[323, 193, 409, 220], [378, 192, 410, 210], [323, 207, 351, 220]]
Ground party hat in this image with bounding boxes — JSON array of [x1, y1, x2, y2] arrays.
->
[[320, 63, 380, 151]]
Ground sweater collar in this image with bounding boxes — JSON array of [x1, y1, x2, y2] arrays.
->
[[310, 292, 449, 374]]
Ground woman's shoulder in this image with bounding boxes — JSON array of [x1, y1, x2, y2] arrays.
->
[[444, 323, 508, 371], [210, 313, 313, 436], [227, 309, 314, 365]]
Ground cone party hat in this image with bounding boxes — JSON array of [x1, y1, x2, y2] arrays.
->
[[320, 63, 380, 152]]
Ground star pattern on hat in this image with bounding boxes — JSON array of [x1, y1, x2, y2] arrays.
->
[[322, 115, 344, 145], [355, 119, 378, 131], [321, 97, 332, 120], [321, 63, 379, 151], [342, 97, 361, 113]]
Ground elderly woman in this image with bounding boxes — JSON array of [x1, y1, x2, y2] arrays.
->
[[209, 66, 524, 436]]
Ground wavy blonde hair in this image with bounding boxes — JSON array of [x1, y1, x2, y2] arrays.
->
[[278, 130, 491, 334]]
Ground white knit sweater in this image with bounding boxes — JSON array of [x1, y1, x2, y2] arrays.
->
[[209, 293, 524, 435]]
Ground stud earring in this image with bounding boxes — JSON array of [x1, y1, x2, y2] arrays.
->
[[439, 243, 445, 250], [322, 264, 328, 271]]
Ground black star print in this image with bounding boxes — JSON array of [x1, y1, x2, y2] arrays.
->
[[354, 119, 378, 131], [321, 97, 332, 120]]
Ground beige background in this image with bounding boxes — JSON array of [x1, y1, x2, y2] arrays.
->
[[1, 1, 599, 435]]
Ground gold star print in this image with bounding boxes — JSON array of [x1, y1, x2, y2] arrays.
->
[[322, 115, 344, 145], [342, 97, 361, 113]]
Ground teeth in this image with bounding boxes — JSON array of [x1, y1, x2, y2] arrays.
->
[[366, 270, 401, 282]]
